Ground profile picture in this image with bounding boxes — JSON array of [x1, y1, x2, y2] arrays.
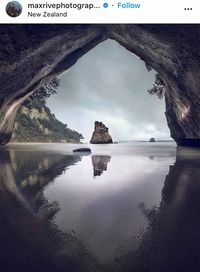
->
[[6, 1, 22, 17]]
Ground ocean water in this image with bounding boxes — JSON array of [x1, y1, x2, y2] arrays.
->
[[1, 142, 200, 272]]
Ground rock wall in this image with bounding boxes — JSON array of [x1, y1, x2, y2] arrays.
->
[[1, 25, 200, 146], [0, 25, 106, 144]]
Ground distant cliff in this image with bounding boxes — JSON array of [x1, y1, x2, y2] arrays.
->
[[11, 99, 83, 143]]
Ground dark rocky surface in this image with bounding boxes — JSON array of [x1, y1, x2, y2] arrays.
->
[[1, 25, 200, 146], [73, 148, 91, 153]]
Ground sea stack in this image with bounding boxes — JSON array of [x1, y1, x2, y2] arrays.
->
[[90, 121, 113, 144], [149, 137, 156, 142]]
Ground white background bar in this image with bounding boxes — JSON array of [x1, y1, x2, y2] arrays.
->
[[0, 0, 199, 24]]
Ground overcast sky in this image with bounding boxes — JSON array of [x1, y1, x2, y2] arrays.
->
[[47, 40, 170, 142]]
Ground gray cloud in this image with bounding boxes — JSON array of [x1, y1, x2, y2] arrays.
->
[[47, 40, 170, 142]]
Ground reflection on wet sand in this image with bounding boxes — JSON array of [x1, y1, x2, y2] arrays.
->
[[92, 155, 111, 177], [0, 149, 101, 272], [113, 149, 200, 272], [1, 147, 200, 272]]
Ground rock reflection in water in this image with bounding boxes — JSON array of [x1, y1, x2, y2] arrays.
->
[[92, 155, 111, 177], [113, 150, 200, 272], [2, 146, 200, 272], [0, 149, 101, 272]]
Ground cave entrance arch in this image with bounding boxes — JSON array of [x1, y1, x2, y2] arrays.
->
[[45, 39, 170, 143], [0, 25, 199, 146]]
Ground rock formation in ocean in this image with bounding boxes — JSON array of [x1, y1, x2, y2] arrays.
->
[[1, 25, 200, 146], [90, 121, 113, 144], [92, 155, 111, 177], [149, 138, 156, 142]]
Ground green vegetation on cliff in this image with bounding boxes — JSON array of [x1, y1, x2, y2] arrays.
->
[[11, 78, 83, 143]]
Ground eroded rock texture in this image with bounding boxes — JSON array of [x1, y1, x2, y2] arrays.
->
[[1, 25, 200, 146], [90, 121, 113, 144]]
